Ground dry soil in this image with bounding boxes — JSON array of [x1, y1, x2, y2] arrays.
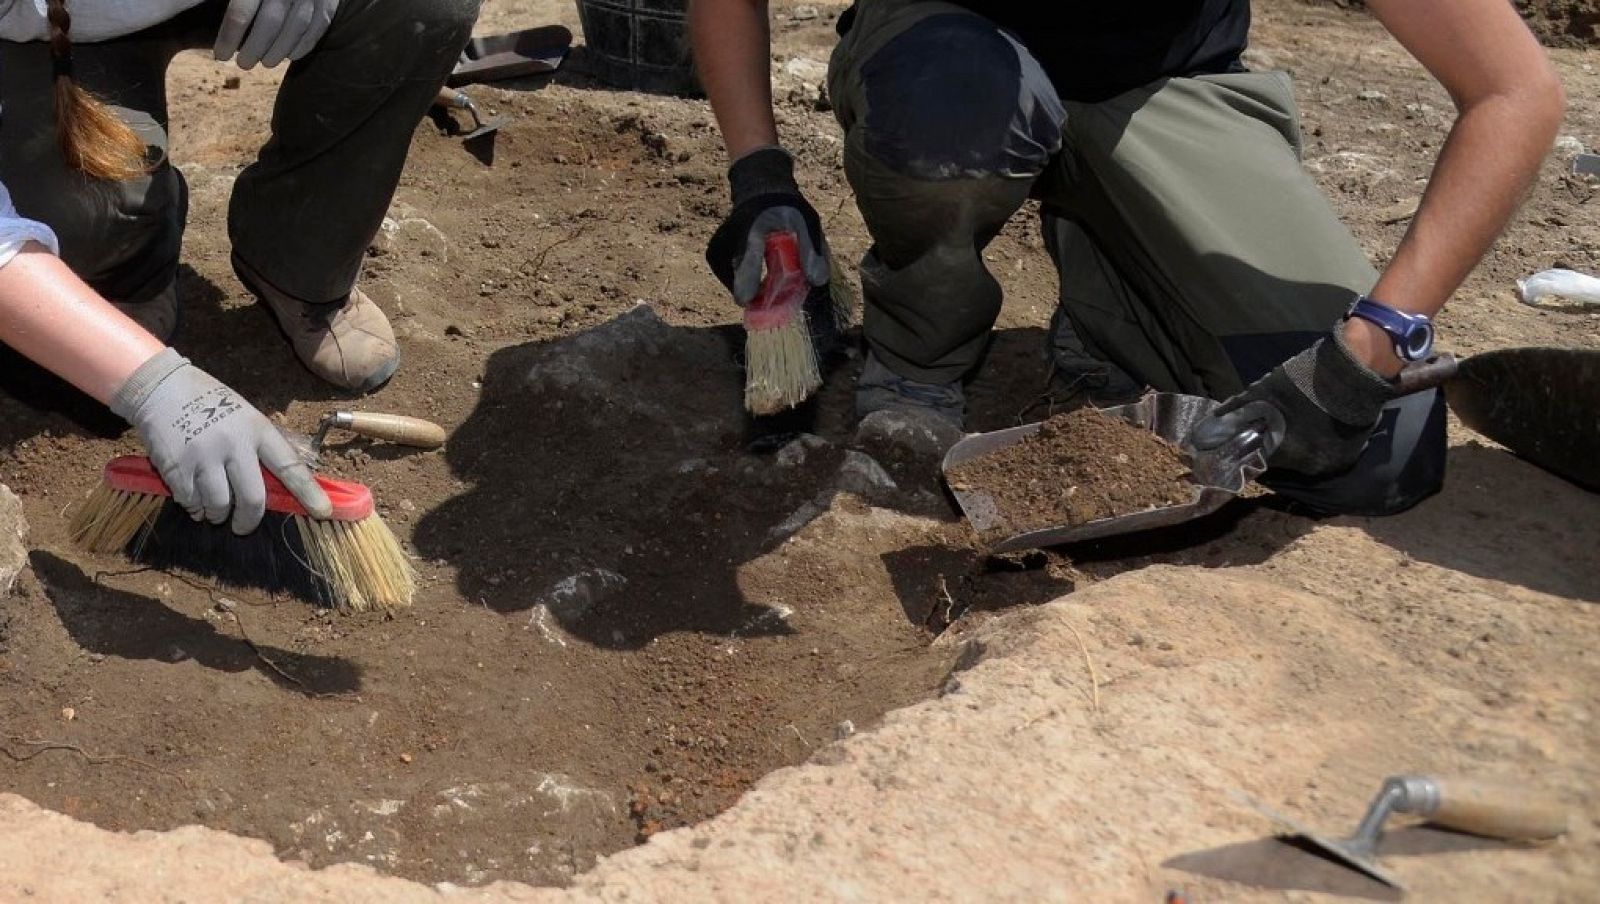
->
[[2, 0, 1598, 894]]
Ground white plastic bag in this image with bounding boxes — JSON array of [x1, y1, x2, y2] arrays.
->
[[1516, 268, 1600, 306]]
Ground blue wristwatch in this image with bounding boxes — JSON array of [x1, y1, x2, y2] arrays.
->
[[1345, 295, 1435, 362]]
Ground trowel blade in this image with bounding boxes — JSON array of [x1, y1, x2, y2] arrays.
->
[[1448, 347, 1600, 492], [1236, 792, 1403, 889], [462, 116, 511, 143]]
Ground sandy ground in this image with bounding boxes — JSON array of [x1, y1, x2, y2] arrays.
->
[[1, 0, 1597, 898]]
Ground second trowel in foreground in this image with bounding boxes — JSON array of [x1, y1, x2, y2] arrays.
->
[[1238, 775, 1568, 890]]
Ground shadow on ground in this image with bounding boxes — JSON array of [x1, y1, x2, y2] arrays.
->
[[412, 305, 850, 648], [29, 551, 362, 696], [1364, 443, 1600, 603]]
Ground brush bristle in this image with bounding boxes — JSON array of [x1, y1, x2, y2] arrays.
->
[[827, 250, 857, 327], [70, 484, 163, 552], [745, 311, 822, 415], [70, 486, 414, 613], [295, 514, 416, 613]]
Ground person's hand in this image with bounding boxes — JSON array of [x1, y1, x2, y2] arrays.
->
[[214, 0, 340, 70], [705, 146, 831, 305], [109, 349, 332, 534], [1190, 330, 1399, 476]]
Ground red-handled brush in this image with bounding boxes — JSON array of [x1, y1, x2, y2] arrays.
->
[[71, 455, 414, 612], [743, 232, 822, 415]]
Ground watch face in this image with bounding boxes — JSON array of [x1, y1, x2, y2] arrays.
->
[[1402, 321, 1434, 360]]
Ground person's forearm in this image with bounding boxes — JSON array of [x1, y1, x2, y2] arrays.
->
[[1349, 0, 1564, 375], [0, 243, 165, 403], [1370, 92, 1563, 317], [690, 0, 780, 160]]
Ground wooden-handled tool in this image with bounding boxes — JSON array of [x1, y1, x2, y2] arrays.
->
[[317, 412, 448, 450], [289, 411, 448, 464], [1401, 776, 1568, 842], [434, 87, 510, 143], [1242, 775, 1568, 889]]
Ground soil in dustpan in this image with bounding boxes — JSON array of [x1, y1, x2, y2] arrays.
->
[[946, 407, 1195, 540]]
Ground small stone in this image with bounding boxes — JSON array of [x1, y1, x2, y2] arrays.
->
[[790, 5, 819, 20], [854, 408, 964, 461], [836, 451, 897, 500], [533, 569, 628, 624], [835, 720, 855, 740], [0, 483, 26, 597], [775, 434, 831, 469], [400, 753, 414, 764], [1554, 135, 1586, 157], [1356, 89, 1387, 102], [61, 707, 76, 722]]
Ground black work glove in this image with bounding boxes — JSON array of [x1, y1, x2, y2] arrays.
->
[[1190, 331, 1399, 477], [705, 146, 831, 305]]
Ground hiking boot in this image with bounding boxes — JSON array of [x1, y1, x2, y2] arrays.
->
[[237, 258, 399, 394], [111, 280, 180, 344], [1047, 305, 1144, 406], [855, 352, 965, 428]]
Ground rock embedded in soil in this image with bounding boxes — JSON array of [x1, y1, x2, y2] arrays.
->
[[945, 408, 1193, 538], [854, 408, 964, 463], [0, 483, 25, 596]]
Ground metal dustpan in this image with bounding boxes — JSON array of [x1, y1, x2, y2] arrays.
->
[[941, 392, 1267, 553], [448, 25, 573, 87]]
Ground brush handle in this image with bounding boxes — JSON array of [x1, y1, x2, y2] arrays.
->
[[1397, 776, 1568, 841], [336, 413, 448, 449], [102, 455, 374, 522], [745, 232, 808, 328]]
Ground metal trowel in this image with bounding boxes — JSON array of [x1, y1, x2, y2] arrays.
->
[[435, 88, 511, 144], [941, 392, 1267, 554], [1238, 775, 1568, 889]]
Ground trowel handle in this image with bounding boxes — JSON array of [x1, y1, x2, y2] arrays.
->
[[1394, 776, 1568, 841], [436, 87, 471, 110], [1394, 353, 1459, 396], [331, 412, 448, 449]]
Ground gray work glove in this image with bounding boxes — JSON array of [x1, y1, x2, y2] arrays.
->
[[705, 147, 832, 305], [1189, 331, 1399, 477], [214, 0, 340, 70], [110, 349, 332, 534]]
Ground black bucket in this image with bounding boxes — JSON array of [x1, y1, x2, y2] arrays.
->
[[574, 0, 700, 96]]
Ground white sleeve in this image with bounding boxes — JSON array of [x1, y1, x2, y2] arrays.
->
[[0, 178, 60, 269]]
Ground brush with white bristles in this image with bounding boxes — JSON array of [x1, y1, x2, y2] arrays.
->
[[71, 455, 415, 613], [743, 232, 857, 415]]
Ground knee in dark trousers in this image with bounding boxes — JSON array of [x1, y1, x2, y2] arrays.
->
[[1263, 388, 1449, 516], [856, 13, 1064, 181]]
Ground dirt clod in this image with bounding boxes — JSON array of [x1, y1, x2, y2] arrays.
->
[[946, 408, 1193, 538]]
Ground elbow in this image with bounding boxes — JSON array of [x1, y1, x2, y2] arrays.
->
[[1529, 65, 1567, 140], [1511, 58, 1567, 144]]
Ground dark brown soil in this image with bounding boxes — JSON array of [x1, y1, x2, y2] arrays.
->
[[946, 408, 1194, 538], [1, 0, 1598, 893]]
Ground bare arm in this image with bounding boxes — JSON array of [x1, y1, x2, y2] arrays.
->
[[1348, 0, 1565, 374], [0, 243, 163, 402], [689, 0, 779, 159]]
